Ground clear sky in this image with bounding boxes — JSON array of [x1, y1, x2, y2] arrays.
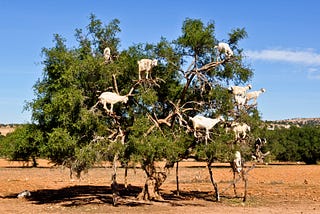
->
[[1, 0, 320, 123]]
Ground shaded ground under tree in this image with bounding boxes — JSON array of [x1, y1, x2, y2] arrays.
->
[[0, 159, 319, 213]]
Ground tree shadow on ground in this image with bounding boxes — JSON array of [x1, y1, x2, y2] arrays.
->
[[161, 189, 246, 204], [3, 184, 147, 207], [2, 184, 239, 207]]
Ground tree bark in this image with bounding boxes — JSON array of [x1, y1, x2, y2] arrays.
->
[[207, 162, 220, 201], [31, 156, 38, 167], [137, 163, 168, 201], [176, 161, 180, 196], [111, 152, 120, 206], [124, 164, 128, 189], [241, 166, 248, 202], [137, 172, 167, 201]]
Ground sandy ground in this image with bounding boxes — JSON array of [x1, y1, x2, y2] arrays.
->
[[0, 159, 319, 213]]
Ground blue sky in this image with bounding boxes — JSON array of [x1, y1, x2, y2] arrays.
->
[[1, 0, 320, 123]]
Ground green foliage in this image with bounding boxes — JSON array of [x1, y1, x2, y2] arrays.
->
[[17, 15, 259, 179], [228, 28, 248, 47], [265, 125, 320, 164], [25, 15, 126, 174], [195, 128, 233, 163], [128, 116, 187, 168], [0, 124, 42, 166], [176, 18, 215, 56], [44, 128, 77, 164]]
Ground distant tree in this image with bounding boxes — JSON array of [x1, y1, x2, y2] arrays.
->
[[0, 124, 42, 167], [297, 126, 320, 164], [265, 125, 320, 164]]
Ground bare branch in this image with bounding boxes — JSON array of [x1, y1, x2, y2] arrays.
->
[[198, 60, 225, 72], [220, 164, 255, 194], [112, 74, 119, 94], [145, 112, 174, 136]]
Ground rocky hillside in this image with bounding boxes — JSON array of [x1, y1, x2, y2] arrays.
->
[[267, 118, 320, 126], [0, 124, 17, 136]]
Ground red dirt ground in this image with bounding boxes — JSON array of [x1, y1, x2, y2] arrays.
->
[[0, 159, 319, 213]]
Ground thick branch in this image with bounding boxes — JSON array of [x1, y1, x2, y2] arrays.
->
[[197, 59, 225, 72]]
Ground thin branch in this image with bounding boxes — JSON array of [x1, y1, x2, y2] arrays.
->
[[220, 164, 255, 194], [112, 74, 119, 94]]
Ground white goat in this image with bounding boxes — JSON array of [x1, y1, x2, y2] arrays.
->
[[228, 84, 252, 96], [234, 94, 246, 108], [103, 47, 111, 62], [190, 115, 225, 140], [246, 88, 266, 104], [231, 122, 251, 140], [97, 92, 128, 113], [215, 42, 233, 58], [137, 59, 158, 80]]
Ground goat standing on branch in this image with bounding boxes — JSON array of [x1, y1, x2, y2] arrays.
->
[[228, 84, 252, 96], [138, 59, 158, 80], [231, 122, 251, 140], [92, 88, 134, 113], [234, 94, 246, 109], [103, 47, 111, 63], [97, 92, 128, 113], [246, 88, 266, 105], [91, 74, 136, 114], [189, 115, 225, 144], [215, 42, 234, 59]]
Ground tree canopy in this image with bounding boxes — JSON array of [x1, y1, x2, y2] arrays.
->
[[4, 14, 266, 201]]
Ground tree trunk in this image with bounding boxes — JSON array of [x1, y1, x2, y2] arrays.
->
[[232, 170, 238, 196], [207, 162, 220, 201], [137, 176, 163, 200], [221, 163, 255, 202], [111, 153, 120, 206], [176, 161, 180, 196], [137, 164, 168, 201], [242, 167, 248, 202], [31, 156, 38, 167], [124, 165, 128, 189]]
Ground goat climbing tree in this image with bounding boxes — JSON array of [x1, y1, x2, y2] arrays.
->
[[28, 15, 262, 203]]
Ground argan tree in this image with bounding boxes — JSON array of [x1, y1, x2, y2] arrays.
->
[[28, 14, 127, 178], [129, 18, 257, 201], [28, 15, 259, 202]]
